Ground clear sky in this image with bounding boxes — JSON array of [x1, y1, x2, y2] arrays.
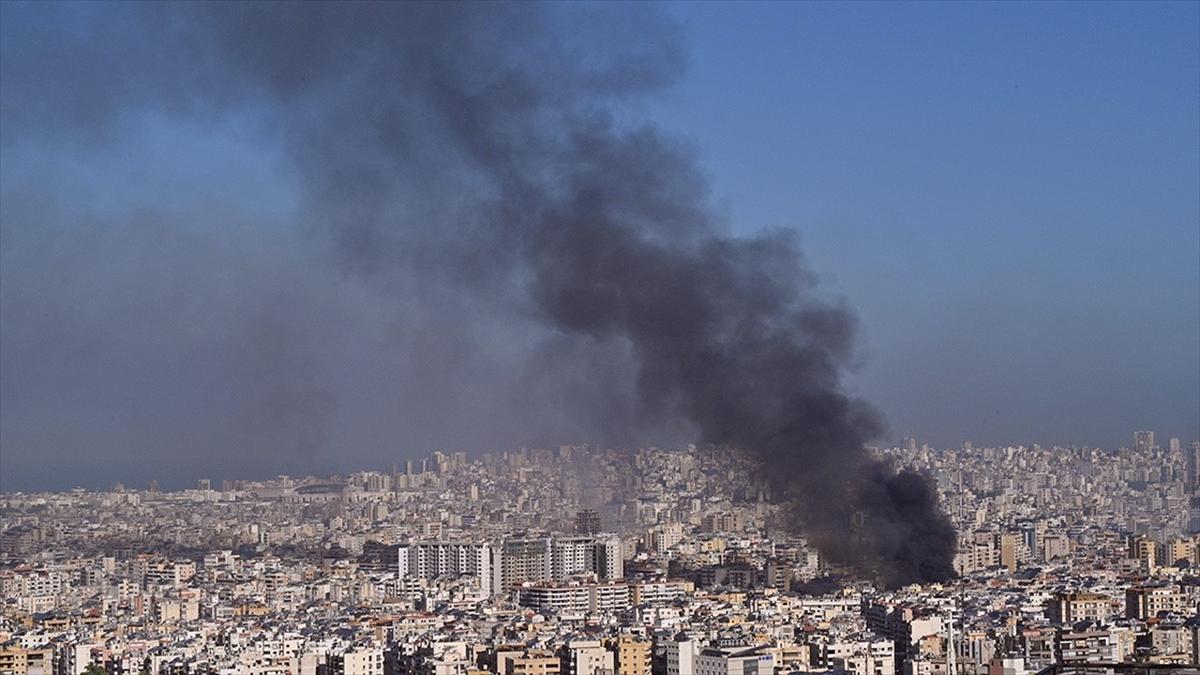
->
[[655, 1, 1199, 449], [0, 1, 1197, 491]]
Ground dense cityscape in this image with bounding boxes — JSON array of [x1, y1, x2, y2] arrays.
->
[[2, 433, 1199, 675], [2, 1, 1197, 675]]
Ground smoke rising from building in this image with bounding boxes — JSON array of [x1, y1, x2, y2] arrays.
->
[[0, 3, 955, 584]]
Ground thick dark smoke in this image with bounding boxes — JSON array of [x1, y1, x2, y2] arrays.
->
[[0, 2, 955, 585]]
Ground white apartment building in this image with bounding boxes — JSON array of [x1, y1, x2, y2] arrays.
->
[[517, 581, 630, 615], [397, 542, 496, 597], [695, 646, 775, 675]]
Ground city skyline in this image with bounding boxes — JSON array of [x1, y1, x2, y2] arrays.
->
[[2, 440, 1197, 672], [3, 433, 1200, 495], [0, 2, 1197, 670]]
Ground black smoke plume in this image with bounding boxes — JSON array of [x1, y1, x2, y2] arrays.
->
[[0, 2, 955, 585]]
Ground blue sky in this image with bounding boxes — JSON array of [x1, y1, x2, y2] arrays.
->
[[0, 1, 1196, 490], [652, 1, 1199, 447]]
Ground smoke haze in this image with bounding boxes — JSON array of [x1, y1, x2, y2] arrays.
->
[[1, 2, 955, 584]]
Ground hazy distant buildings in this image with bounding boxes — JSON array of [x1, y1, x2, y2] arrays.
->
[[1133, 430, 1155, 453], [1187, 441, 1200, 490], [1188, 496, 1200, 535], [648, 523, 684, 553], [575, 509, 602, 535]]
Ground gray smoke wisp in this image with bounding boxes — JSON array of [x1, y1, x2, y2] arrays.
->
[[0, 2, 955, 585]]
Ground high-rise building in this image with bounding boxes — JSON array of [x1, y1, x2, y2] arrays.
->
[[594, 535, 623, 580], [1169, 437, 1182, 453], [1187, 442, 1200, 490], [552, 536, 596, 581], [700, 512, 742, 533], [500, 536, 553, 589], [517, 580, 630, 614], [1166, 538, 1195, 566], [397, 541, 496, 596], [1133, 430, 1155, 453], [574, 509, 602, 535], [648, 523, 684, 553], [1188, 496, 1200, 535], [997, 532, 1020, 572], [1129, 535, 1158, 571]]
